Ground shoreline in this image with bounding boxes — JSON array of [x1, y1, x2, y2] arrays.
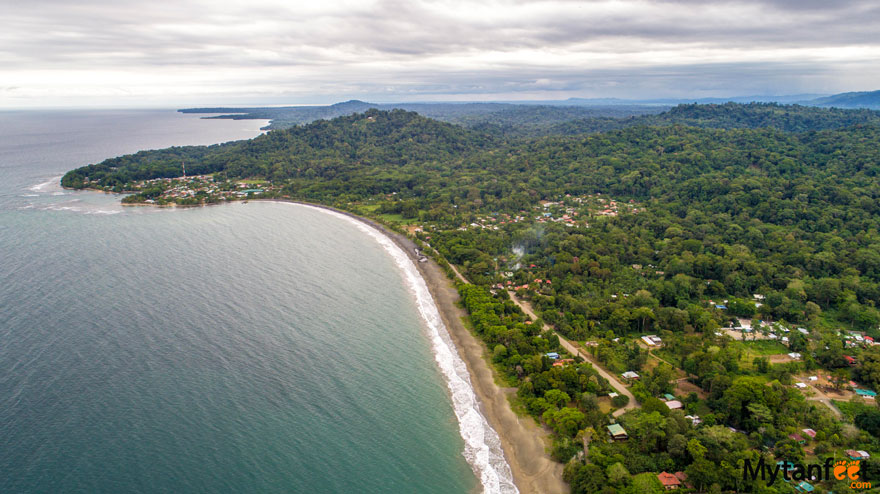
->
[[272, 199, 567, 494]]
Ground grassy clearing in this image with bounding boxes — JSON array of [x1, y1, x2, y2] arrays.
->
[[740, 339, 790, 356]]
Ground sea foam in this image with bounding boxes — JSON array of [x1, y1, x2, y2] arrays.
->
[[294, 203, 519, 494]]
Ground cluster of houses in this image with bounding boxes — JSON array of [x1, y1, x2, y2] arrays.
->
[[464, 211, 527, 231], [845, 331, 876, 348], [542, 352, 576, 368], [130, 175, 274, 204]]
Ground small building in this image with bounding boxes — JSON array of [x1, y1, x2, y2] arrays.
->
[[845, 355, 857, 366], [622, 371, 640, 380], [795, 481, 814, 493], [663, 393, 676, 401], [665, 400, 683, 410], [847, 450, 871, 460], [788, 352, 802, 360], [641, 335, 663, 346], [795, 382, 807, 389], [657, 471, 680, 490], [802, 428, 817, 439], [607, 423, 628, 441], [608, 392, 619, 398], [808, 376, 818, 381], [789, 433, 806, 444], [855, 388, 877, 397], [544, 352, 560, 360], [685, 415, 702, 425]]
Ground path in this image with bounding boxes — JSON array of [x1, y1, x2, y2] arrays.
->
[[506, 294, 638, 418]]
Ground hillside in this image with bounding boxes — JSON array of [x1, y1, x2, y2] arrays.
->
[[62, 109, 493, 189], [805, 90, 880, 109], [551, 102, 880, 134]]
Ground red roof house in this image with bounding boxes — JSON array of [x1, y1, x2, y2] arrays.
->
[[658, 471, 681, 490]]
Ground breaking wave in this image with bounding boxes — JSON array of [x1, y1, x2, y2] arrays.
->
[[290, 203, 519, 494]]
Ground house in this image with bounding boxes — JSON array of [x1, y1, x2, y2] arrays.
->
[[808, 376, 818, 381], [788, 352, 802, 360], [855, 388, 877, 397], [789, 433, 806, 444], [802, 428, 817, 439], [657, 472, 681, 490], [685, 415, 702, 425], [607, 423, 628, 440], [663, 393, 676, 401], [795, 481, 814, 493], [665, 400, 683, 410], [845, 355, 857, 366], [622, 371, 640, 380], [795, 382, 807, 389], [847, 450, 871, 460], [608, 392, 619, 398], [545, 352, 560, 360], [552, 359, 575, 367], [641, 335, 663, 346]]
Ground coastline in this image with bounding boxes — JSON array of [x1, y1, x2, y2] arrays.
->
[[273, 200, 567, 494]]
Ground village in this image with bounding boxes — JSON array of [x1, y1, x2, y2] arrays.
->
[[118, 174, 282, 205], [458, 193, 643, 232]]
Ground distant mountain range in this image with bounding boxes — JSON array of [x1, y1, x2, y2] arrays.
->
[[803, 90, 880, 109], [179, 90, 880, 134]]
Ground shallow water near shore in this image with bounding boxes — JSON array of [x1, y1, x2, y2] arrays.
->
[[0, 111, 482, 493]]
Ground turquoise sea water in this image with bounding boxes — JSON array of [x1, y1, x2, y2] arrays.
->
[[0, 111, 480, 493]]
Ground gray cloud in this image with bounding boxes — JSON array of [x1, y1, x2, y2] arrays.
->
[[1, 0, 878, 107]]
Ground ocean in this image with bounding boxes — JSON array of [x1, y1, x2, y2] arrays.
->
[[0, 110, 512, 493]]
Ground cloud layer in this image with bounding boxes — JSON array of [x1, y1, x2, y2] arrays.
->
[[2, 0, 878, 107]]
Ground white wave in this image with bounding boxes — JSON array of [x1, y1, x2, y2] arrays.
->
[[83, 209, 122, 215], [43, 205, 82, 213], [291, 203, 518, 494], [28, 176, 62, 192], [21, 194, 39, 197], [51, 192, 67, 196]]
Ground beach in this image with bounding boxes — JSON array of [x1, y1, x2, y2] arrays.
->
[[285, 201, 567, 494]]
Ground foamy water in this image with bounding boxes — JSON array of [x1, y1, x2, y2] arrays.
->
[[28, 177, 62, 191], [292, 203, 519, 494]]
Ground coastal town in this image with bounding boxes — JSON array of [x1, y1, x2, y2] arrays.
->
[[107, 174, 282, 205]]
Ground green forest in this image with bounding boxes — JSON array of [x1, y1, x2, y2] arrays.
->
[[64, 103, 880, 493]]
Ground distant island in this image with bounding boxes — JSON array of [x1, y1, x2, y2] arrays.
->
[[65, 102, 880, 494]]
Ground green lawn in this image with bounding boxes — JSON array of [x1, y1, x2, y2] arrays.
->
[[739, 339, 790, 356]]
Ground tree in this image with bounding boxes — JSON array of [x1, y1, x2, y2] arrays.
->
[[625, 472, 664, 494], [544, 389, 571, 409], [543, 407, 586, 437], [606, 462, 631, 486]]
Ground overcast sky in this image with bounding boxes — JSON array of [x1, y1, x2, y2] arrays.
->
[[2, 0, 879, 108]]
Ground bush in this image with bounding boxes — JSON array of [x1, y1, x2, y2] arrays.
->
[[612, 394, 630, 408]]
